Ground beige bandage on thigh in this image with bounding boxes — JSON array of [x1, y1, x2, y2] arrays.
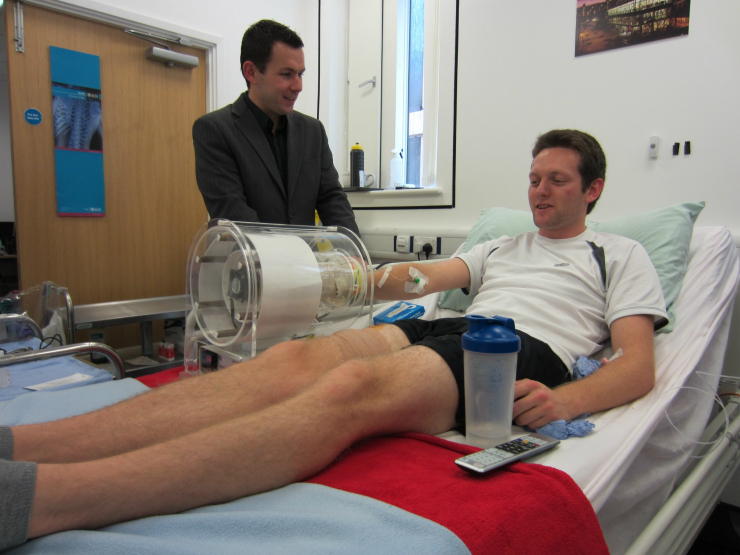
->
[[330, 328, 392, 361]]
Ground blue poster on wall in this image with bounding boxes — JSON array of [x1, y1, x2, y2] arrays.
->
[[50, 46, 105, 217]]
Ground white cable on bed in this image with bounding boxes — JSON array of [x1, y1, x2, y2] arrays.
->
[[625, 402, 740, 555], [660, 385, 730, 459]]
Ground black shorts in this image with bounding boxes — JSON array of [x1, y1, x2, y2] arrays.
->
[[391, 317, 571, 424]]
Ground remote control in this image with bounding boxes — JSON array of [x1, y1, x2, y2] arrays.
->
[[455, 433, 560, 474]]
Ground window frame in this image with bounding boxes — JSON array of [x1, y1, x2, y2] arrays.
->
[[346, 0, 459, 210]]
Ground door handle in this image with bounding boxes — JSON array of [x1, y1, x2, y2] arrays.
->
[[358, 77, 376, 88]]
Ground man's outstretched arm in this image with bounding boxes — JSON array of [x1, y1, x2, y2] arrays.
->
[[512, 314, 656, 429], [372, 258, 471, 301]]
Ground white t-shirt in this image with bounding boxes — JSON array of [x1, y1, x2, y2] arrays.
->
[[456, 229, 667, 369]]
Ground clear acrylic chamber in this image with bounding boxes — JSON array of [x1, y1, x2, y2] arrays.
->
[[184, 220, 373, 374]]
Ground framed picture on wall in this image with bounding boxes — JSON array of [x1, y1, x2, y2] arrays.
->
[[575, 0, 691, 57], [50, 46, 105, 217]]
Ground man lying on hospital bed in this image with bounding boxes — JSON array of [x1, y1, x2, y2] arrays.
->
[[0, 129, 667, 551]]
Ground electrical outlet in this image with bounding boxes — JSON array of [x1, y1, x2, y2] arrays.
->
[[395, 235, 410, 253], [412, 236, 439, 254]]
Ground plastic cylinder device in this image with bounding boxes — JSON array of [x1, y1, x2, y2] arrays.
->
[[462, 314, 521, 448], [184, 220, 372, 374]]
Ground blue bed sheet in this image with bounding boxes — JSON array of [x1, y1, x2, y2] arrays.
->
[[0, 338, 113, 402], [0, 380, 471, 555]]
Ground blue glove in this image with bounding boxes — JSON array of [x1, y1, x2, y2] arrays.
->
[[527, 356, 602, 439]]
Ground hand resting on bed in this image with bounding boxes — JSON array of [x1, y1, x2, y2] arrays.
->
[[512, 315, 655, 429]]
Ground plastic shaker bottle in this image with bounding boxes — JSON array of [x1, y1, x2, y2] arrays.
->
[[462, 314, 521, 448]]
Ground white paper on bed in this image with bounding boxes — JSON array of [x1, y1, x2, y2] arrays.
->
[[418, 226, 739, 553]]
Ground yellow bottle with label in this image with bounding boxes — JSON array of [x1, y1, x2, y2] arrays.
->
[[350, 142, 364, 188]]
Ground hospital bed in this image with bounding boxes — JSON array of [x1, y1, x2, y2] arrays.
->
[[1, 203, 738, 554], [416, 210, 740, 555]]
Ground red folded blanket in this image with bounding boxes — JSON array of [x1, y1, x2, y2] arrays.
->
[[136, 367, 183, 388], [308, 432, 608, 555]]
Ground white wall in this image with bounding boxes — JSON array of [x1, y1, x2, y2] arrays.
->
[[0, 5, 15, 222], [76, 0, 320, 113], [353, 0, 740, 239]]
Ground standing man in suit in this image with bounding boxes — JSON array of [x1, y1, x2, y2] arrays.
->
[[192, 20, 359, 235]]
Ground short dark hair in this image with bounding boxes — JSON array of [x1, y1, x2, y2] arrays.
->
[[532, 129, 606, 214], [240, 20, 304, 86]]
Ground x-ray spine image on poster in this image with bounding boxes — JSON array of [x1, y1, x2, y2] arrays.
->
[[50, 46, 105, 217], [52, 84, 102, 151]]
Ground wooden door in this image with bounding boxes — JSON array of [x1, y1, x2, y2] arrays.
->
[[3, 4, 207, 315]]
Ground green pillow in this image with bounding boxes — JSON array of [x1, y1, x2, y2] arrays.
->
[[438, 202, 705, 333], [437, 207, 534, 311]]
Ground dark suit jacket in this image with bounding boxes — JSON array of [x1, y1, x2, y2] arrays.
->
[[192, 92, 360, 235]]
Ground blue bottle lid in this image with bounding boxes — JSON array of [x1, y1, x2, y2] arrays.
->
[[461, 314, 521, 354]]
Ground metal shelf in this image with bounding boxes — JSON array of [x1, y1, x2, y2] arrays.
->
[[74, 295, 187, 373], [75, 295, 187, 329]]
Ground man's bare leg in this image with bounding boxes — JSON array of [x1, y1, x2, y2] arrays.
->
[[12, 325, 408, 464], [27, 336, 458, 539]]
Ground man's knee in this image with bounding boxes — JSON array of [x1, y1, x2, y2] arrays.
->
[[316, 350, 458, 435], [263, 338, 309, 359], [223, 339, 332, 380], [329, 327, 396, 361], [317, 359, 380, 406], [320, 346, 453, 406]]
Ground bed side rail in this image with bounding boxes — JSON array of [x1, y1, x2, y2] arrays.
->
[[0, 342, 125, 381], [45, 282, 75, 344], [0, 313, 44, 342]]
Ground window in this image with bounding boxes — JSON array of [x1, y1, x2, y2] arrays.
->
[[344, 0, 458, 209], [406, 0, 424, 187]]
